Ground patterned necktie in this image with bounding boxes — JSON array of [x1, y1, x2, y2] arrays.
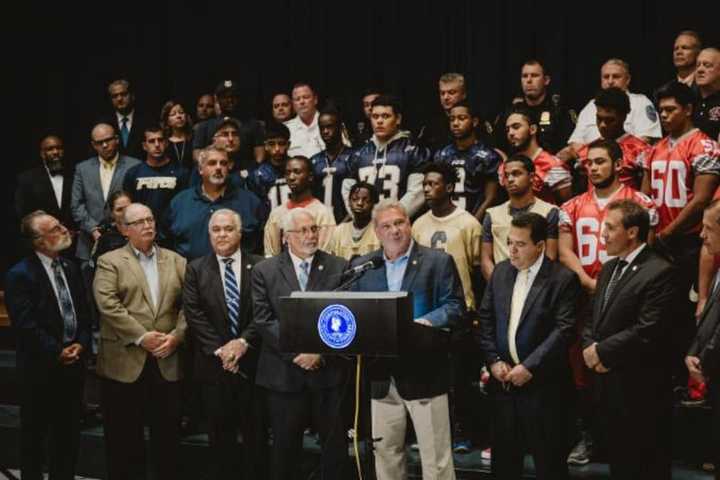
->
[[120, 117, 129, 147], [602, 259, 628, 312], [51, 259, 77, 343], [222, 258, 240, 337], [298, 260, 310, 291]]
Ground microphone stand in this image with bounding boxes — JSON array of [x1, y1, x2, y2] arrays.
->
[[333, 269, 378, 480]]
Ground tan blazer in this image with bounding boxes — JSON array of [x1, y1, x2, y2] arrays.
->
[[93, 243, 187, 383]]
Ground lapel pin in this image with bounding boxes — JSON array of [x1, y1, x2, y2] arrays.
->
[[319, 265, 324, 271], [412, 260, 417, 265], [246, 264, 252, 270], [632, 266, 638, 272]]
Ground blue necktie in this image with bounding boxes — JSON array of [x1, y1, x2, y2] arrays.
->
[[120, 117, 129, 148], [298, 260, 310, 291], [51, 259, 77, 343], [223, 258, 240, 337]]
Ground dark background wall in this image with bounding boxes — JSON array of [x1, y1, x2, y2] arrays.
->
[[4, 0, 720, 273]]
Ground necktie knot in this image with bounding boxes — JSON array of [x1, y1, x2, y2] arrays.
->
[[223, 257, 234, 267], [121, 116, 128, 125], [300, 261, 309, 273]]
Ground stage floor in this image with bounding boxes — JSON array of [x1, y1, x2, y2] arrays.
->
[[0, 404, 713, 480]]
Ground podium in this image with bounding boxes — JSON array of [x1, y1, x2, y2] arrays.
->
[[278, 291, 450, 480], [279, 291, 450, 356]]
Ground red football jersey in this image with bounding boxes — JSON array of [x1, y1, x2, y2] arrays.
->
[[559, 185, 658, 278], [642, 128, 720, 233], [577, 133, 650, 190], [498, 148, 571, 205]]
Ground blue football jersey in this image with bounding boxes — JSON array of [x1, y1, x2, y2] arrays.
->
[[247, 162, 290, 210], [434, 141, 501, 212], [311, 148, 354, 223], [349, 133, 431, 202]]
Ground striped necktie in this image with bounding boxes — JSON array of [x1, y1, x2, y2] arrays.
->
[[51, 259, 77, 343], [222, 258, 240, 337]]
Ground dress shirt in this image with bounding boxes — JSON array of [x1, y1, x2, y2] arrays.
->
[[36, 252, 77, 322], [508, 252, 545, 364], [99, 153, 119, 200], [289, 250, 315, 289], [616, 243, 646, 278], [44, 165, 64, 208], [384, 240, 414, 293], [131, 245, 159, 308], [116, 110, 134, 132], [216, 249, 243, 300], [285, 111, 325, 158]]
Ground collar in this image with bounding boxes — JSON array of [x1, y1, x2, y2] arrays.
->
[[36, 251, 60, 269], [116, 110, 134, 122], [529, 147, 543, 161], [99, 153, 119, 167], [286, 196, 318, 209], [289, 249, 314, 270], [383, 239, 414, 263], [517, 251, 545, 276], [668, 127, 698, 145], [131, 244, 156, 260], [216, 248, 242, 266], [371, 130, 409, 150], [619, 243, 646, 266], [44, 163, 63, 178]]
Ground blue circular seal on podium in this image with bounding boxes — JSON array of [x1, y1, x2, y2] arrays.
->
[[317, 304, 357, 349]]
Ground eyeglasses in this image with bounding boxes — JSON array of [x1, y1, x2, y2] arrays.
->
[[126, 217, 155, 227], [286, 225, 320, 236], [92, 136, 118, 146]]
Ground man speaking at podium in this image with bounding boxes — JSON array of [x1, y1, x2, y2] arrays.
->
[[351, 199, 465, 480]]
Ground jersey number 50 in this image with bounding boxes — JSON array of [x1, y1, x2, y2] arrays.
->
[[651, 160, 688, 208]]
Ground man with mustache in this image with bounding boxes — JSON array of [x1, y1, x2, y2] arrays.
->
[[6, 211, 91, 480]]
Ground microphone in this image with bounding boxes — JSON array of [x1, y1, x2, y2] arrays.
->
[[343, 257, 383, 277]]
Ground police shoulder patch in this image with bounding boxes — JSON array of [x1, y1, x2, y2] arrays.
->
[[646, 105, 658, 122]]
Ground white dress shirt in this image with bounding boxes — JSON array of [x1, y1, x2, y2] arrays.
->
[[285, 111, 325, 158], [45, 166, 64, 208], [569, 92, 662, 145], [508, 252, 545, 364], [116, 110, 134, 132]]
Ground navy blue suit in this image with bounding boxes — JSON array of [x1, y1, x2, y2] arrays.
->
[[351, 243, 465, 400], [477, 256, 579, 480], [5, 254, 91, 480]]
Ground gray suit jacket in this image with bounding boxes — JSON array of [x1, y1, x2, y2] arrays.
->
[[71, 155, 140, 260]]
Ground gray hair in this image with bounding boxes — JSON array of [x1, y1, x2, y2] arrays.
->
[[20, 210, 49, 240], [209, 208, 242, 231], [108, 79, 130, 94], [122, 203, 153, 225], [439, 72, 465, 88], [372, 199, 408, 226], [281, 207, 316, 232], [602, 58, 630, 75], [198, 145, 229, 166]]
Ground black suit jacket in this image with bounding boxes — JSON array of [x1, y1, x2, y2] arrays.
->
[[351, 244, 466, 400], [688, 279, 720, 378], [183, 252, 262, 383], [251, 250, 348, 393], [15, 166, 75, 228], [5, 254, 91, 383], [582, 246, 675, 403], [99, 110, 151, 160], [477, 256, 580, 388]]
